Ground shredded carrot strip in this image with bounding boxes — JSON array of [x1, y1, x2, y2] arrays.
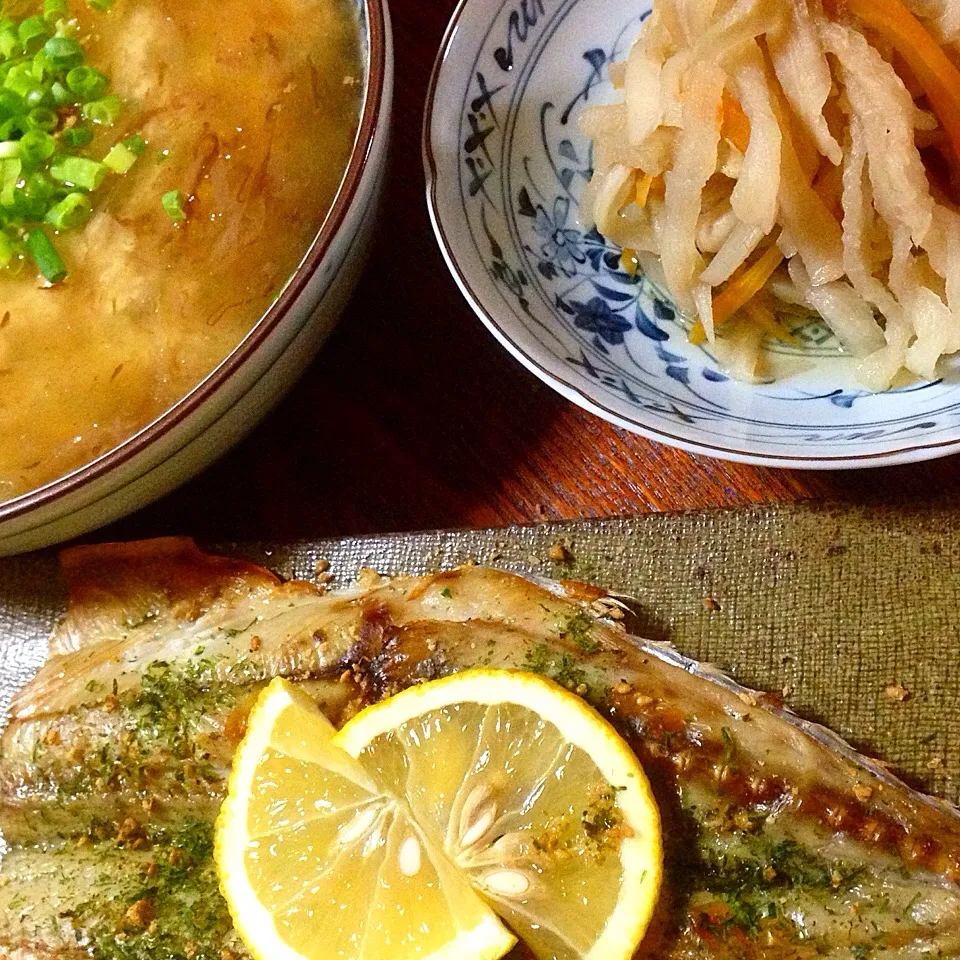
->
[[743, 300, 800, 345], [621, 247, 639, 275], [635, 173, 655, 208], [688, 319, 707, 345], [712, 241, 785, 326], [846, 0, 960, 169], [720, 91, 751, 154]]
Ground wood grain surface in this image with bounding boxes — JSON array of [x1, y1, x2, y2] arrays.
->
[[102, 0, 960, 544]]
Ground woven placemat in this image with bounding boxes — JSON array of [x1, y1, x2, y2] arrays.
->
[[1, 500, 956, 801]]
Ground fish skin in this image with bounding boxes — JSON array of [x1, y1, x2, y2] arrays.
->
[[1, 539, 960, 960]]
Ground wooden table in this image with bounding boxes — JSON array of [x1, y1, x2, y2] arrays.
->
[[104, 0, 960, 544]]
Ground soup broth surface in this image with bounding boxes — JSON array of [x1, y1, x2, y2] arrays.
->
[[0, 0, 362, 499]]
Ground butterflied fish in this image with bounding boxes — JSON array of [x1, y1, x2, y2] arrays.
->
[[1, 538, 959, 959]]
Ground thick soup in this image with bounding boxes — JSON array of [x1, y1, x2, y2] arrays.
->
[[0, 0, 362, 499]]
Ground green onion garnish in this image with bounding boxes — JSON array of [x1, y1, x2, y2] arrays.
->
[[0, 157, 21, 207], [17, 16, 49, 54], [66, 65, 107, 99], [19, 129, 54, 165], [42, 36, 83, 67], [0, 9, 133, 284], [50, 155, 106, 190], [81, 93, 120, 125], [161, 189, 186, 222], [20, 170, 55, 217], [0, 89, 24, 115], [26, 227, 65, 283], [45, 191, 91, 229], [0, 25, 18, 60], [5, 64, 44, 102], [103, 141, 138, 173], [50, 80, 70, 105], [0, 230, 12, 267], [43, 0, 68, 25], [87, 0, 116, 10], [123, 133, 146, 155], [26, 106, 58, 132], [62, 124, 93, 147]]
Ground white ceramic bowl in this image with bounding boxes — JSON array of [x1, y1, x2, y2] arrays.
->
[[0, 0, 393, 556], [425, 0, 960, 469]]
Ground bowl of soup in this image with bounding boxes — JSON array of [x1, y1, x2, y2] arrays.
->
[[0, 0, 391, 553]]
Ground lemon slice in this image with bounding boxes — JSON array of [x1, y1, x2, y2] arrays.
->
[[216, 670, 662, 960]]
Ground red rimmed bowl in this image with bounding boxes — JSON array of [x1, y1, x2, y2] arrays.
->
[[0, 0, 393, 555]]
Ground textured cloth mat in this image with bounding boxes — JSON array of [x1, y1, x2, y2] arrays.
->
[[0, 501, 956, 802]]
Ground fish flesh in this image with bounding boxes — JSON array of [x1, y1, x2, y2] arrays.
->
[[1, 537, 960, 960]]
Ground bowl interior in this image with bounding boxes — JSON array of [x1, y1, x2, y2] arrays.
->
[[426, 0, 960, 467]]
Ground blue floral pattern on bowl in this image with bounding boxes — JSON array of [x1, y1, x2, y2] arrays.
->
[[425, 0, 960, 466]]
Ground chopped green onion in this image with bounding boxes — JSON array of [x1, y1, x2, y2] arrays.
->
[[50, 80, 69, 104], [43, 0, 68, 25], [17, 16, 49, 54], [0, 230, 13, 267], [26, 106, 58, 131], [24, 85, 47, 108], [103, 140, 137, 173], [0, 10, 134, 284], [88, 0, 116, 9], [65, 65, 107, 99], [62, 124, 93, 147], [26, 227, 65, 282], [45, 190, 90, 228], [123, 133, 146, 155], [20, 129, 55, 165], [18, 170, 55, 216], [0, 26, 19, 59], [0, 90, 21, 117], [81, 93, 119, 125], [161, 188, 186, 222], [4, 64, 43, 101], [0, 158, 21, 207], [50, 154, 106, 190], [42, 36, 82, 67]]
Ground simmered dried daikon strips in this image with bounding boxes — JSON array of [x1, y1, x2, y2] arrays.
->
[[858, 315, 913, 391], [696, 199, 740, 254], [580, 0, 960, 387], [729, 43, 782, 235], [904, 286, 960, 377], [840, 117, 905, 324], [700, 222, 767, 286], [773, 106, 845, 286], [903, 0, 960, 47], [709, 314, 769, 382], [660, 61, 725, 315], [821, 21, 935, 246], [624, 11, 676, 144], [925, 207, 960, 323], [691, 0, 782, 64], [787, 257, 886, 355], [767, 0, 842, 164]]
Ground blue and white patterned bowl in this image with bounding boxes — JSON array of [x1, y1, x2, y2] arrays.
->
[[424, 0, 960, 468]]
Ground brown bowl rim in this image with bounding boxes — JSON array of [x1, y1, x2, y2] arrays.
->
[[0, 0, 387, 525]]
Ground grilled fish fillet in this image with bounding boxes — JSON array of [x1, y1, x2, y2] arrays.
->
[[1, 538, 959, 960]]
